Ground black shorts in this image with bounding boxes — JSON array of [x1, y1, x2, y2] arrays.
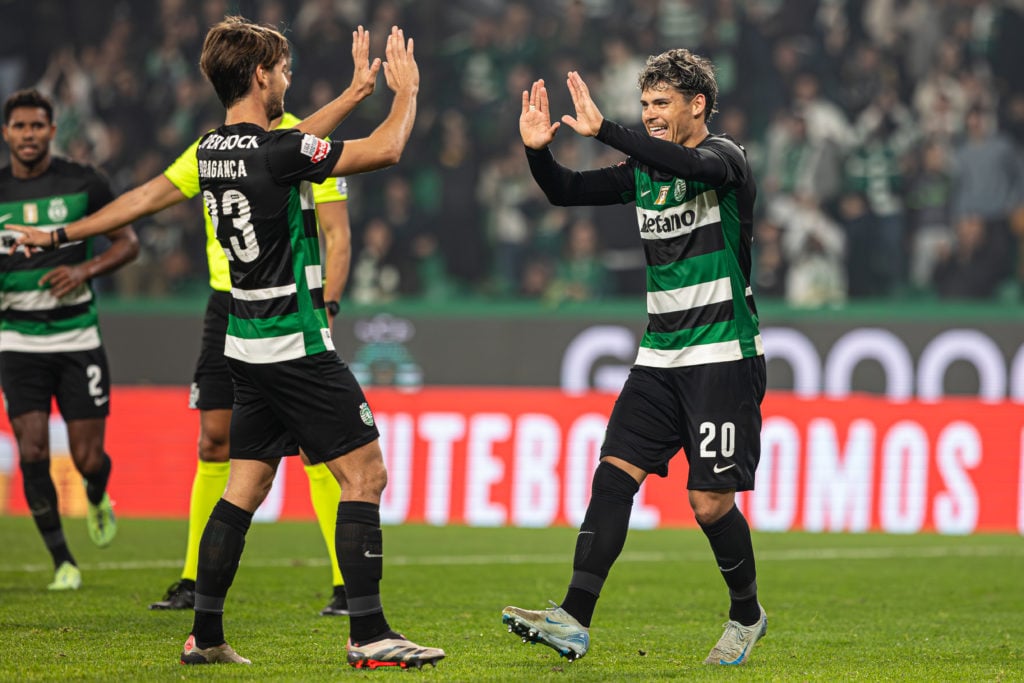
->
[[227, 351, 380, 464], [0, 347, 112, 420], [189, 290, 234, 411], [600, 355, 766, 491]]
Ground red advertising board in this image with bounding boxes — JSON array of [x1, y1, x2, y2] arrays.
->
[[1, 387, 1021, 534]]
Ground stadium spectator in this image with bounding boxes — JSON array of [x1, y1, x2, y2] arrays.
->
[[0, 88, 139, 591], [477, 139, 537, 295], [546, 216, 609, 304], [950, 105, 1024, 289], [762, 108, 841, 204], [906, 138, 955, 292], [771, 193, 847, 308], [349, 216, 405, 304], [912, 38, 970, 141], [932, 214, 1010, 300], [842, 85, 917, 296], [502, 49, 767, 666]]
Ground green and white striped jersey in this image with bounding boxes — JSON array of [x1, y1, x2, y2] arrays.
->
[[526, 120, 761, 369], [0, 158, 113, 353]]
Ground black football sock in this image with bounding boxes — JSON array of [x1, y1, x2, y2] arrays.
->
[[336, 501, 391, 642], [21, 460, 75, 568], [560, 462, 639, 628], [193, 499, 252, 648], [699, 504, 760, 625], [82, 452, 112, 505]]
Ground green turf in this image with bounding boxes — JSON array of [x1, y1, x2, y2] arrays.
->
[[0, 516, 1021, 681]]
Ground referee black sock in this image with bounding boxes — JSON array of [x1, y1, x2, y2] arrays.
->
[[698, 504, 760, 626], [336, 501, 390, 643], [82, 452, 111, 506], [21, 460, 75, 569], [560, 462, 639, 628], [193, 498, 252, 648]]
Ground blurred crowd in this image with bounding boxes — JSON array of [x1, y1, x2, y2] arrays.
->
[[1, 0, 1023, 306]]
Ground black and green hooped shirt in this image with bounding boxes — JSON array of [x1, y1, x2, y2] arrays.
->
[[196, 123, 343, 364], [0, 158, 113, 353], [526, 119, 761, 368]]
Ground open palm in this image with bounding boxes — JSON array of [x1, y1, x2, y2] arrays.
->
[[520, 79, 560, 150]]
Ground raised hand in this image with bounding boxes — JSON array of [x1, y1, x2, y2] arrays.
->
[[382, 26, 418, 94], [349, 25, 381, 101], [520, 79, 560, 150], [561, 71, 604, 137]]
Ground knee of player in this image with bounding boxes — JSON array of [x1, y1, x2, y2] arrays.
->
[[346, 460, 388, 499], [16, 441, 49, 462], [364, 460, 388, 495], [197, 433, 230, 461], [69, 444, 108, 473], [688, 490, 735, 526]]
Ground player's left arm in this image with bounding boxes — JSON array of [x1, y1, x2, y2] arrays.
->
[[317, 198, 351, 328], [596, 121, 746, 187], [39, 224, 139, 298]]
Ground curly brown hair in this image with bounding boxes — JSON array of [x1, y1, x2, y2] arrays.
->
[[637, 49, 718, 123]]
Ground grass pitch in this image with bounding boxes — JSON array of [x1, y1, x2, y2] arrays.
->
[[0, 516, 1021, 681]]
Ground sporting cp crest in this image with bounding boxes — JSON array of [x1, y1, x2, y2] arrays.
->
[[47, 197, 69, 223], [673, 179, 687, 202], [359, 402, 375, 427]]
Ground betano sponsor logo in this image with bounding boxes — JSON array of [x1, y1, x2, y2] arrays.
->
[[636, 191, 720, 240]]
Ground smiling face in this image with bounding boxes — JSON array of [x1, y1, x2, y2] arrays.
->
[[3, 106, 54, 170], [640, 83, 706, 147]]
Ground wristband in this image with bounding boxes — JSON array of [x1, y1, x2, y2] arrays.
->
[[56, 227, 69, 244]]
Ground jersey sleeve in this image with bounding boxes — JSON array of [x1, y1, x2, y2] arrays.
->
[[264, 130, 345, 187], [595, 120, 747, 188], [163, 137, 202, 199], [312, 175, 348, 205], [525, 146, 634, 206]]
